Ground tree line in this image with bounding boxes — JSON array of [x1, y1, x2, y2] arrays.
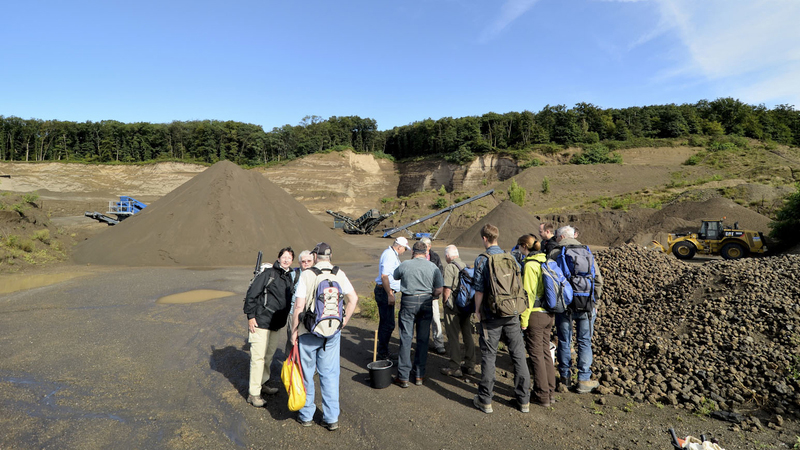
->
[[1, 98, 798, 164]]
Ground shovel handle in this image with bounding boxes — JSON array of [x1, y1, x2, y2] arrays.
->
[[373, 329, 378, 362]]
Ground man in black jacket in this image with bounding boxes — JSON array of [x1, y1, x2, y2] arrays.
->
[[243, 247, 297, 407], [420, 237, 446, 355]]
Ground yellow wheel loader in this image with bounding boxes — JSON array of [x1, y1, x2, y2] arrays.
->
[[652, 219, 768, 261]]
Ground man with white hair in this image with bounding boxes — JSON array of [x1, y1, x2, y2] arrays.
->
[[420, 237, 446, 355], [548, 225, 603, 394], [440, 244, 477, 377]]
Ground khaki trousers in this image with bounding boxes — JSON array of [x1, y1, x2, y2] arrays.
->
[[442, 302, 476, 370], [248, 328, 279, 397]]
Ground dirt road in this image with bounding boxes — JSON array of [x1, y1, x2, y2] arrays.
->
[[1, 239, 796, 449]]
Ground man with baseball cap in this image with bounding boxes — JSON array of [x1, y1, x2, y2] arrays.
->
[[374, 236, 410, 361]]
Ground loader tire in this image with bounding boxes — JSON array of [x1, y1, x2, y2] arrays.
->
[[672, 241, 696, 260], [721, 242, 746, 260]]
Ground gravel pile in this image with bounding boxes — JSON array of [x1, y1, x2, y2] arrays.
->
[[592, 245, 800, 416]]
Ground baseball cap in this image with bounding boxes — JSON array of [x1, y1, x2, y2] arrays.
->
[[394, 236, 411, 250], [311, 242, 332, 256]]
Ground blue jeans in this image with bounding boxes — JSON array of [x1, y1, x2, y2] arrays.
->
[[555, 309, 594, 381], [297, 332, 341, 424], [374, 285, 395, 358], [397, 295, 433, 381]]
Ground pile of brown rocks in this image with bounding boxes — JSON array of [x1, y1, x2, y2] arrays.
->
[[592, 245, 800, 418]]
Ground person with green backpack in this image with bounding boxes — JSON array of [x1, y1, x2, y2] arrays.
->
[[471, 224, 531, 414]]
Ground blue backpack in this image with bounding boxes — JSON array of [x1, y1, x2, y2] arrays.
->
[[302, 266, 345, 338], [540, 260, 572, 313], [452, 261, 476, 314], [555, 245, 597, 314]]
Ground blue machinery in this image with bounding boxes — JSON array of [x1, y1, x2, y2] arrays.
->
[[84, 196, 147, 225], [382, 189, 494, 240]]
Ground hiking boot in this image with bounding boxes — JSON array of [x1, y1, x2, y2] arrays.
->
[[323, 421, 339, 431], [435, 347, 447, 355], [576, 379, 599, 394], [518, 402, 530, 413], [296, 416, 313, 427], [440, 367, 463, 378], [473, 395, 493, 414], [533, 398, 551, 408], [393, 378, 409, 388], [557, 376, 572, 391], [462, 365, 477, 376], [261, 385, 279, 396], [415, 377, 424, 386], [247, 395, 265, 407]]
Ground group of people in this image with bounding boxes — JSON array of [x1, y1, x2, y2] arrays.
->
[[375, 222, 603, 414], [243, 242, 358, 431], [240, 220, 603, 430]]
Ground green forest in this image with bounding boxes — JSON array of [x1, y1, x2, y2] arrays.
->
[[1, 98, 798, 165]]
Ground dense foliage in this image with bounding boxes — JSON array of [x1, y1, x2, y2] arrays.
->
[[1, 98, 798, 164], [769, 183, 800, 250]]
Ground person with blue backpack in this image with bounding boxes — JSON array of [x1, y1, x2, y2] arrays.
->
[[547, 225, 604, 394], [439, 244, 477, 378], [290, 243, 359, 431], [519, 237, 557, 407]]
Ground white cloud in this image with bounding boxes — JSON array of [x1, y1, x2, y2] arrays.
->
[[652, 0, 800, 104], [479, 0, 540, 43]]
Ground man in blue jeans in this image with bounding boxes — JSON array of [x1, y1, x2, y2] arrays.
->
[[547, 225, 604, 394], [291, 243, 359, 431], [374, 237, 410, 360], [391, 241, 443, 387]]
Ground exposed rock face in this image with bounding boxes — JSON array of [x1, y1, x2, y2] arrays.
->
[[396, 155, 521, 197], [262, 150, 398, 215]]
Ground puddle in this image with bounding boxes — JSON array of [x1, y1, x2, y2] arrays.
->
[[157, 289, 235, 304], [0, 272, 90, 295]]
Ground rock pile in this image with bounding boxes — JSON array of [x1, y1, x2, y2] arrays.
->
[[592, 245, 800, 415]]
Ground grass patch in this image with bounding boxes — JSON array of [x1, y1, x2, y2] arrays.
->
[[358, 295, 379, 321]]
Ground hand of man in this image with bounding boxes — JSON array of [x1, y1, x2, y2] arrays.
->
[[248, 318, 257, 334], [291, 328, 298, 347], [387, 291, 396, 306]]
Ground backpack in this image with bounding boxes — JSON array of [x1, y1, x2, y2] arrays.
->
[[302, 266, 345, 338], [540, 260, 572, 314], [452, 261, 476, 314], [480, 252, 528, 317], [555, 245, 597, 314]]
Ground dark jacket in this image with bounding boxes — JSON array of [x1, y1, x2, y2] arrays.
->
[[243, 262, 297, 331], [429, 249, 444, 275], [541, 237, 558, 256]]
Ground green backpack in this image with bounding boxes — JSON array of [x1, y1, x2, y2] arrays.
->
[[481, 252, 528, 317]]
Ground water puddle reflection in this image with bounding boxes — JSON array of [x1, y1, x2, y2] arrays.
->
[[156, 289, 235, 304], [0, 272, 90, 295]]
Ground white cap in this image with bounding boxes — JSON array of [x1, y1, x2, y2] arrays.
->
[[394, 236, 411, 250]]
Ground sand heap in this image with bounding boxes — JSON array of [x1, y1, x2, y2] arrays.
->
[[73, 161, 367, 266], [451, 200, 539, 249]]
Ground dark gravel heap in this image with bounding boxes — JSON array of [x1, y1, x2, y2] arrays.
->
[[592, 245, 800, 416]]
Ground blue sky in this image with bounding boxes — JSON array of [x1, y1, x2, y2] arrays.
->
[[2, 0, 799, 131]]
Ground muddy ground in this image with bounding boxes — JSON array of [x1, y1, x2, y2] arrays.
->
[[1, 235, 798, 449], [1, 154, 800, 449]]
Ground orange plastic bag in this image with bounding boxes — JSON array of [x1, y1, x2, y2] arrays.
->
[[281, 344, 306, 411]]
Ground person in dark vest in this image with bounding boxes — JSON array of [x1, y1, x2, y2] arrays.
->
[[420, 237, 447, 355]]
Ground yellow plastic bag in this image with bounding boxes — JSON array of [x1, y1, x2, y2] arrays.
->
[[281, 344, 306, 412]]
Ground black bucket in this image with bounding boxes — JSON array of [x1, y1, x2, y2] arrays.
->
[[367, 360, 393, 389]]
